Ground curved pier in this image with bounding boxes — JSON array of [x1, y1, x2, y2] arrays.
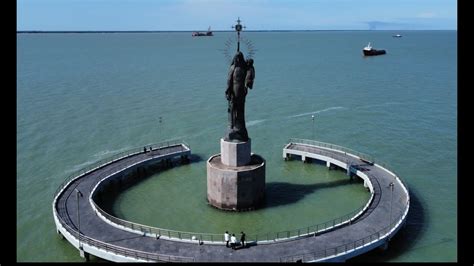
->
[[53, 140, 194, 262], [53, 138, 409, 262], [279, 138, 410, 262]]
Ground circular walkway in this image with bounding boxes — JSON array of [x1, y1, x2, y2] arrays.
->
[[53, 139, 409, 262]]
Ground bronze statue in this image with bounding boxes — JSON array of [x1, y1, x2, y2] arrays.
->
[[225, 52, 255, 142]]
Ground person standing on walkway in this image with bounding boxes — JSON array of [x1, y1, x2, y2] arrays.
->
[[240, 231, 246, 248], [230, 233, 237, 250], [224, 231, 230, 248]]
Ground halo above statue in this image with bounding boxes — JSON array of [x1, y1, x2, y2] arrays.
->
[[223, 36, 256, 64], [221, 17, 257, 64]]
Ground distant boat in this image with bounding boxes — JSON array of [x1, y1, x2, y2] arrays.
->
[[392, 34, 402, 38], [192, 26, 213, 37], [363, 42, 386, 56]]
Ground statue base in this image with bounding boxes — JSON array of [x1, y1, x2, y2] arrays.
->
[[220, 138, 251, 167], [207, 154, 265, 211]]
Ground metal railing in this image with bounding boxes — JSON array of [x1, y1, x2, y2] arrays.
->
[[56, 213, 194, 262], [279, 208, 407, 262], [92, 201, 222, 242], [287, 138, 375, 163], [84, 137, 377, 245], [287, 138, 410, 198], [249, 190, 374, 243], [91, 189, 373, 245], [53, 139, 189, 198]]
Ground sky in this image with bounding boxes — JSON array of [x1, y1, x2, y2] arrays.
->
[[17, 0, 457, 31]]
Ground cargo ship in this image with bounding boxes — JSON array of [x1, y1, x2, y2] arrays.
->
[[363, 42, 386, 56], [192, 26, 213, 36]]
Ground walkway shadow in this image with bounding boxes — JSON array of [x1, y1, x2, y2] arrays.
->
[[184, 154, 204, 164], [263, 179, 354, 209], [95, 154, 203, 215], [347, 187, 430, 262]]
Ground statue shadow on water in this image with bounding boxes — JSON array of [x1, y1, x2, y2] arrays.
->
[[262, 157, 365, 209], [95, 154, 204, 217], [263, 178, 357, 209]]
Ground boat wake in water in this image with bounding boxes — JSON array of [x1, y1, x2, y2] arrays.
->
[[288, 106, 346, 118], [247, 119, 267, 127]]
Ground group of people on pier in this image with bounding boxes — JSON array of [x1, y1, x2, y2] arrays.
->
[[224, 231, 246, 250]]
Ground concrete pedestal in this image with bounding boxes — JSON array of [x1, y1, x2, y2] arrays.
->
[[207, 138, 266, 211], [220, 138, 251, 166], [207, 154, 265, 211]]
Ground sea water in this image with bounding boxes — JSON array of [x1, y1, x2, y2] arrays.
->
[[17, 30, 456, 262]]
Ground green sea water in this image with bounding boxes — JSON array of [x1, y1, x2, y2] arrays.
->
[[17, 31, 456, 262]]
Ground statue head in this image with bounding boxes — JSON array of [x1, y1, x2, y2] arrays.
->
[[247, 58, 254, 67], [232, 52, 245, 67]]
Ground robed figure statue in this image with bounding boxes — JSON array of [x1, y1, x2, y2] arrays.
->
[[225, 52, 255, 142]]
